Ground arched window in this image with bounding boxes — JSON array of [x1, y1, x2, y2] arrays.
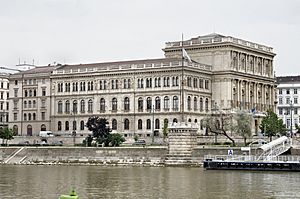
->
[[65, 100, 70, 113], [29, 90, 32, 97], [58, 121, 62, 131], [28, 101, 32, 108], [112, 98, 117, 111], [33, 100, 36, 108], [138, 119, 143, 130], [124, 97, 130, 111], [27, 125, 32, 136], [187, 96, 191, 110], [138, 97, 143, 111], [25, 90, 28, 97], [80, 100, 85, 113], [194, 97, 198, 111], [73, 100, 78, 113], [73, 120, 77, 130], [28, 113, 31, 121], [173, 118, 178, 123], [88, 99, 93, 112], [24, 113, 27, 121], [155, 97, 161, 110], [124, 118, 129, 130], [205, 98, 209, 112], [65, 121, 69, 131], [173, 96, 179, 111], [147, 97, 152, 110], [80, 120, 85, 130], [200, 98, 203, 112], [100, 98, 105, 112], [146, 119, 151, 130], [57, 101, 62, 113], [155, 119, 160, 129], [24, 101, 27, 108], [164, 96, 170, 110], [13, 125, 18, 135], [33, 113, 36, 120], [188, 118, 192, 123], [41, 124, 46, 131], [112, 119, 117, 130], [194, 119, 198, 123]]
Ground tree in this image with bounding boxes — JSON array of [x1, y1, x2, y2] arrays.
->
[[0, 128, 15, 146], [203, 111, 235, 146], [260, 110, 287, 141], [232, 110, 252, 146], [86, 116, 111, 146], [108, 133, 125, 147]]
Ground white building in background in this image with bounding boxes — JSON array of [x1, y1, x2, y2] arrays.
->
[[8, 33, 277, 137], [276, 76, 300, 133]]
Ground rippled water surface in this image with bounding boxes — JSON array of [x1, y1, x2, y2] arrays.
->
[[0, 165, 300, 199]]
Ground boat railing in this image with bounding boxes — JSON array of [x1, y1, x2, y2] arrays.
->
[[204, 155, 300, 163]]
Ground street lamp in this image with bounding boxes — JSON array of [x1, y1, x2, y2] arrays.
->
[[151, 105, 155, 144], [72, 108, 77, 146], [290, 101, 294, 138]]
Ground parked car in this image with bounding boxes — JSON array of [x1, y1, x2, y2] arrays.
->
[[51, 140, 63, 146], [18, 140, 30, 145], [133, 140, 146, 145]]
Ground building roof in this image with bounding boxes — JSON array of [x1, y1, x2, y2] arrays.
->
[[10, 65, 55, 77], [55, 58, 181, 70], [276, 76, 300, 84]]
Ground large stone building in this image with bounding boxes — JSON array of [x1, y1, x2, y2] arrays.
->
[[8, 33, 276, 137], [276, 76, 300, 134], [164, 33, 276, 133], [8, 66, 54, 135]]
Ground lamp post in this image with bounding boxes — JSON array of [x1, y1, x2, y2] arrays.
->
[[72, 108, 76, 146], [151, 105, 155, 144], [290, 101, 294, 138]]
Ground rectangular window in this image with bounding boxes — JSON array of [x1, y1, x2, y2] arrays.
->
[[279, 108, 283, 115], [42, 88, 46, 96], [294, 108, 298, 115], [13, 100, 18, 109], [6, 102, 9, 110], [286, 89, 290, 94], [0, 92, 3, 99], [294, 89, 298, 94], [294, 98, 298, 104], [15, 80, 18, 85], [286, 97, 290, 104], [279, 89, 282, 95], [205, 80, 209, 89], [14, 89, 18, 97], [41, 99, 46, 108], [14, 113, 17, 121], [41, 112, 45, 120], [279, 98, 283, 104]]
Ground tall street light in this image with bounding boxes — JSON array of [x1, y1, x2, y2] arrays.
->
[[151, 105, 155, 144], [290, 101, 294, 138]]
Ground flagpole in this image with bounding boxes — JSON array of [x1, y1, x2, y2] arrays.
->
[[181, 33, 184, 123]]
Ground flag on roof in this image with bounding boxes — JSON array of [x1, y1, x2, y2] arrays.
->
[[182, 48, 192, 62]]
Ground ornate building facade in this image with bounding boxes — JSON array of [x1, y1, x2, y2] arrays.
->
[[163, 33, 276, 133], [8, 66, 54, 135], [50, 58, 211, 138], [8, 33, 276, 137]]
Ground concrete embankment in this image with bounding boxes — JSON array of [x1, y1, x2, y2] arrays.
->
[[1, 146, 299, 166]]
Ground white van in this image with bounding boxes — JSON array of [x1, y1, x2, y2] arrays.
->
[[39, 131, 54, 137]]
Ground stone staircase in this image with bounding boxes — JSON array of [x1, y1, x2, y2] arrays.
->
[[4, 147, 28, 164]]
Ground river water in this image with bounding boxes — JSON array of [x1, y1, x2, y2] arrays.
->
[[0, 165, 299, 199]]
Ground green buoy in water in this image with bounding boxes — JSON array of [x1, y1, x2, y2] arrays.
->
[[59, 189, 79, 199]]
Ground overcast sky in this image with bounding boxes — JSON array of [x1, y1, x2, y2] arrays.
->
[[0, 0, 299, 76]]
